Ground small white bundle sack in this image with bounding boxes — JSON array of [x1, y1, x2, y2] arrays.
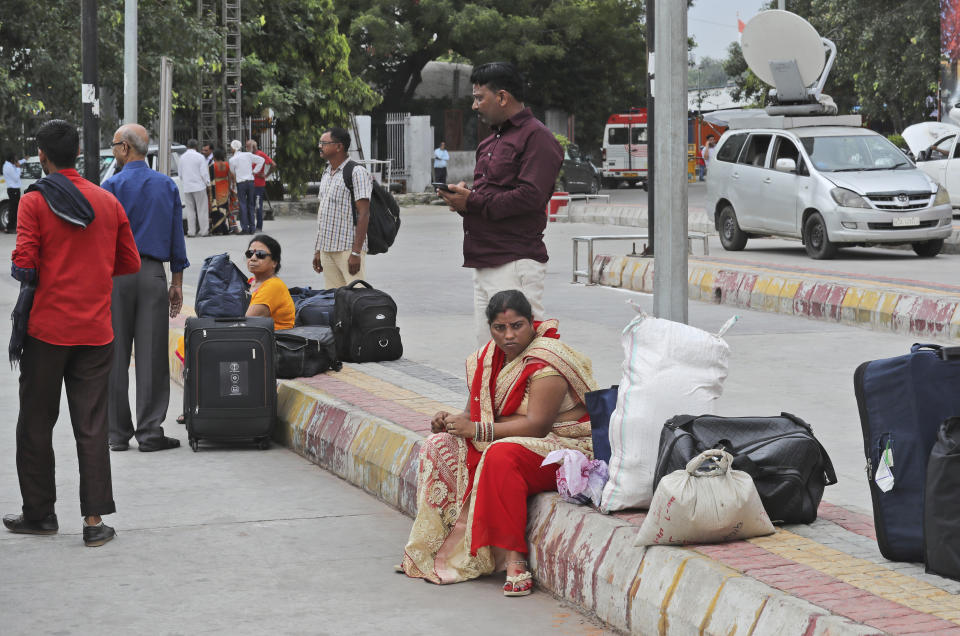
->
[[600, 314, 730, 512], [635, 449, 775, 546]]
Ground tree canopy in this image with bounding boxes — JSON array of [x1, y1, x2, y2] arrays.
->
[[723, 0, 940, 132], [335, 0, 649, 153]]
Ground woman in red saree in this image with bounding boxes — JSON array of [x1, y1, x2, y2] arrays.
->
[[399, 290, 598, 596]]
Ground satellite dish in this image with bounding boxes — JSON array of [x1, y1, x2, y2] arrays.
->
[[742, 11, 825, 87], [741, 10, 837, 115]]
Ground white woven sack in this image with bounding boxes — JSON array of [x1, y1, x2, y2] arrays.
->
[[600, 314, 729, 512], [635, 449, 775, 546]]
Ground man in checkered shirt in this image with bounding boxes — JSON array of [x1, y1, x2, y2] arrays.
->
[[312, 127, 372, 289]]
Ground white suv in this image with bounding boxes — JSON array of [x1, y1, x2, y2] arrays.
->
[[707, 123, 953, 259]]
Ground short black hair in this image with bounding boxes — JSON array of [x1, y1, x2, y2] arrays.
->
[[324, 127, 351, 151], [3, 151, 14, 163], [249, 233, 282, 273], [213, 147, 226, 161], [485, 290, 533, 324], [186, 138, 199, 149], [36, 119, 78, 169], [470, 62, 525, 101]]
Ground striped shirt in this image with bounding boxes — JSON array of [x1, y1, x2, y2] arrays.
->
[[314, 161, 372, 253]]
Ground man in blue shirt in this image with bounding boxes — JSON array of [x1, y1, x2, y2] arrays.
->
[[102, 123, 189, 452], [433, 141, 449, 184]]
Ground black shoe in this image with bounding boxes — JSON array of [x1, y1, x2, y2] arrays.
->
[[3, 513, 58, 535], [109, 441, 129, 451], [83, 522, 116, 547], [138, 436, 181, 452]]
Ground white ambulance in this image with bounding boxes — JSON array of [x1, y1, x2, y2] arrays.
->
[[601, 110, 648, 189]]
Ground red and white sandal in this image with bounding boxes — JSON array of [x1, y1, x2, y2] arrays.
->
[[503, 560, 533, 597]]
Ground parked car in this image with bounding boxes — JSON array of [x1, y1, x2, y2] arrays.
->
[[707, 123, 953, 259], [0, 157, 42, 231], [903, 121, 960, 218], [558, 144, 602, 194]]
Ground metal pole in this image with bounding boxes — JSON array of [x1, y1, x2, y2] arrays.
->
[[81, 0, 100, 184], [123, 0, 137, 124], [651, 0, 688, 322], [158, 56, 173, 175], [645, 0, 655, 255]]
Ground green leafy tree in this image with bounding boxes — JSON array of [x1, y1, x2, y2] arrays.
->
[[241, 0, 381, 196]]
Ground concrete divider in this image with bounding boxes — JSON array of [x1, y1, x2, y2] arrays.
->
[[593, 254, 960, 342]]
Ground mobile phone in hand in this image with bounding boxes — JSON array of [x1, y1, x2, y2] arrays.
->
[[432, 182, 453, 192]]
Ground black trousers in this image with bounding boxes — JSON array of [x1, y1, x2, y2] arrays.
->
[[6, 188, 20, 233], [434, 166, 447, 183], [16, 336, 116, 519]]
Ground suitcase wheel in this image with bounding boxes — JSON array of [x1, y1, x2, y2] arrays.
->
[[258, 438, 270, 451]]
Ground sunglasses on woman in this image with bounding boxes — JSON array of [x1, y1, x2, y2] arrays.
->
[[245, 249, 271, 259]]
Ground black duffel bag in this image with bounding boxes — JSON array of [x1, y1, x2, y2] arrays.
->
[[653, 413, 837, 524], [275, 326, 342, 379], [924, 416, 960, 581]]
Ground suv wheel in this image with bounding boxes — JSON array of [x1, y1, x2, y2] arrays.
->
[[718, 205, 748, 251], [589, 178, 600, 195], [803, 213, 838, 259], [0, 201, 9, 233], [912, 239, 944, 258]]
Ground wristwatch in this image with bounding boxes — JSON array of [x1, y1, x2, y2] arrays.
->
[[350, 251, 361, 257]]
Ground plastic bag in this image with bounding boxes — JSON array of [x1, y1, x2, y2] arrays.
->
[[541, 449, 608, 507], [635, 449, 775, 546]]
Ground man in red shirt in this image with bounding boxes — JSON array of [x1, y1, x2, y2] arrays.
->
[[439, 62, 562, 345], [3, 119, 141, 547], [246, 139, 275, 232]]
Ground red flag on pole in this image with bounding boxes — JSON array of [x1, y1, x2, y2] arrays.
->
[[737, 17, 745, 33]]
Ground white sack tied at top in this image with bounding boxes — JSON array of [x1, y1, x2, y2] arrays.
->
[[635, 449, 775, 546], [600, 314, 731, 512]]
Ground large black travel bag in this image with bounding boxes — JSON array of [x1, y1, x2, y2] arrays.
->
[[183, 316, 277, 451], [194, 253, 250, 318], [294, 289, 336, 327], [855, 343, 960, 562], [332, 280, 402, 362], [924, 416, 960, 581], [275, 326, 342, 379], [653, 413, 837, 524]]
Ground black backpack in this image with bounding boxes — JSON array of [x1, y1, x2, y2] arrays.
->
[[332, 280, 402, 363], [342, 161, 401, 255]]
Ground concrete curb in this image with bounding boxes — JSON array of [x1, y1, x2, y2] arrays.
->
[[593, 254, 960, 342]]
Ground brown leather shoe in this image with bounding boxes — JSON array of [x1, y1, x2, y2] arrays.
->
[[3, 513, 58, 535]]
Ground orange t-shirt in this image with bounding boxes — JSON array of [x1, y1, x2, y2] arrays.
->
[[248, 276, 295, 330]]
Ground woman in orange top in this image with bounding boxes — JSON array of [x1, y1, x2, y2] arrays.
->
[[244, 233, 295, 329], [209, 147, 235, 235]]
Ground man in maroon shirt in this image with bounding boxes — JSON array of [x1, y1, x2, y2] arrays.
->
[[3, 119, 141, 547], [439, 62, 562, 344]]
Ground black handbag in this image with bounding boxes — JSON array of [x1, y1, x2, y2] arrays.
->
[[275, 326, 342, 379], [924, 416, 960, 581], [653, 413, 837, 524]]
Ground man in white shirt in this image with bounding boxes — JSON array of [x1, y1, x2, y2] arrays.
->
[[3, 152, 25, 233], [179, 139, 212, 236], [433, 141, 449, 183], [228, 139, 265, 234]]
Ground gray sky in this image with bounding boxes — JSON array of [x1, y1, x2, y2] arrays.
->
[[688, 0, 770, 63]]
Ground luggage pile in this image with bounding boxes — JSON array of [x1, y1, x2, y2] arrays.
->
[[184, 272, 403, 451], [585, 314, 838, 546], [854, 344, 960, 578]]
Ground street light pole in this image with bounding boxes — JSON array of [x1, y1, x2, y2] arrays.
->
[[651, 0, 688, 322], [645, 0, 655, 254], [123, 0, 138, 124], [81, 0, 100, 185]]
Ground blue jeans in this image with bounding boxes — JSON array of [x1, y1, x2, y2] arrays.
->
[[254, 185, 266, 230], [237, 181, 256, 233]]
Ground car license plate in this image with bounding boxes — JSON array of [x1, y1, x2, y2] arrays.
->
[[892, 216, 920, 227], [623, 172, 638, 177]]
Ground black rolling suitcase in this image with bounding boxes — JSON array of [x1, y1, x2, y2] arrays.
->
[[854, 344, 960, 561], [183, 316, 277, 451]]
